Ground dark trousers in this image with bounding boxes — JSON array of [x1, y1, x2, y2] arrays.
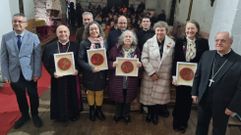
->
[[10, 74, 39, 117], [196, 98, 229, 135], [173, 86, 192, 128]]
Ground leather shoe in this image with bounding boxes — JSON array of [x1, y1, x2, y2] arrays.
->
[[113, 115, 122, 122], [32, 116, 43, 128], [95, 109, 106, 121], [70, 115, 80, 121], [123, 115, 131, 123], [145, 113, 152, 123], [152, 114, 159, 125], [174, 127, 186, 134], [14, 116, 30, 129]]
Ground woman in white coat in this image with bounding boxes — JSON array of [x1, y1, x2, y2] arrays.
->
[[140, 21, 175, 125]]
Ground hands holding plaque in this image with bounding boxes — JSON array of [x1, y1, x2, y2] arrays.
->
[[114, 57, 141, 77], [54, 52, 77, 77], [174, 62, 197, 86], [87, 48, 108, 71]]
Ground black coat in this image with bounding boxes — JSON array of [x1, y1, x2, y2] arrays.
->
[[172, 37, 209, 76], [136, 28, 155, 52], [192, 50, 241, 115], [78, 40, 107, 90], [107, 28, 123, 52], [42, 41, 81, 121]]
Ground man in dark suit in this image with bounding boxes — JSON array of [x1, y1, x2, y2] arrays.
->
[[107, 15, 127, 53], [192, 31, 241, 135], [1, 13, 43, 129]]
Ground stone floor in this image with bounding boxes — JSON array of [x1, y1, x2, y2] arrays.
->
[[8, 89, 241, 135]]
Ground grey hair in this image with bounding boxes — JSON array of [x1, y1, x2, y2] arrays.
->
[[153, 21, 169, 33], [82, 21, 105, 40], [217, 31, 233, 42], [117, 30, 138, 47], [82, 11, 93, 18], [12, 13, 27, 22]]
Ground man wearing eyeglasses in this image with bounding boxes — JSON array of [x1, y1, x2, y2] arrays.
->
[[1, 13, 43, 129]]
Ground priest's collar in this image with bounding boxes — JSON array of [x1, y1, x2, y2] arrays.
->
[[216, 49, 232, 57], [58, 40, 69, 45]]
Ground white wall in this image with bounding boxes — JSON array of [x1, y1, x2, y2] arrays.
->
[[0, 0, 13, 44], [190, 0, 214, 33], [9, 0, 19, 16], [209, 0, 241, 54], [23, 0, 35, 19]]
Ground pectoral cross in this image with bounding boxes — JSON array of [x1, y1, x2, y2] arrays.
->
[[208, 79, 215, 87]]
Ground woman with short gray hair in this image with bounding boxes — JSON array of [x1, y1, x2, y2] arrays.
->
[[140, 21, 175, 125]]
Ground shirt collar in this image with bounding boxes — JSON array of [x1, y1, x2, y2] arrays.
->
[[15, 31, 25, 37], [217, 49, 232, 57]]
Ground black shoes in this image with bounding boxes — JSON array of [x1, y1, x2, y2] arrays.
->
[[95, 108, 106, 121], [158, 106, 170, 118], [70, 115, 80, 122], [173, 126, 186, 134], [14, 116, 30, 129], [123, 115, 131, 123], [14, 115, 43, 129], [113, 115, 122, 122], [32, 116, 43, 128], [173, 120, 187, 133], [89, 106, 96, 121], [145, 113, 152, 123]]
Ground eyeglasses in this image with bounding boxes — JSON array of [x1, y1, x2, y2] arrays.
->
[[13, 20, 26, 23]]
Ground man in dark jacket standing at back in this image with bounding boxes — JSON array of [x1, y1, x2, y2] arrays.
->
[[136, 16, 154, 52], [107, 15, 127, 53]]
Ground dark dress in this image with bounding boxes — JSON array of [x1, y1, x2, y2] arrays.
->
[[42, 41, 81, 121], [172, 37, 209, 129], [108, 46, 141, 103], [78, 40, 107, 90]]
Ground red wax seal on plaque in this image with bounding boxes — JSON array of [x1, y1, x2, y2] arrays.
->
[[121, 61, 134, 73], [57, 58, 72, 71], [91, 53, 104, 66], [179, 67, 194, 81]]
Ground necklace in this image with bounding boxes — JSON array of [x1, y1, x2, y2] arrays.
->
[[208, 58, 228, 87], [57, 42, 70, 53]]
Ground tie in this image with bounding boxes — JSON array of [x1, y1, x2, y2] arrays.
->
[[17, 35, 22, 49]]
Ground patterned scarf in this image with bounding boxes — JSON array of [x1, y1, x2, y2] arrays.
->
[[88, 36, 104, 49], [185, 37, 196, 61]]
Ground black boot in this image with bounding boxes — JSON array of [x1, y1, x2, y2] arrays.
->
[[145, 106, 152, 123], [113, 103, 122, 122], [95, 106, 106, 121], [123, 103, 131, 123], [89, 106, 96, 121], [158, 104, 169, 117], [152, 105, 159, 125]]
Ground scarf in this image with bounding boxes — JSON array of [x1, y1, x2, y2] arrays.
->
[[185, 37, 196, 61], [88, 36, 104, 49]]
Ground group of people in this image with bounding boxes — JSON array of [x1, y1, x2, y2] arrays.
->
[[1, 12, 241, 135]]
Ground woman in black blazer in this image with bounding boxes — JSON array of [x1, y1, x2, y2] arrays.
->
[[172, 20, 209, 133]]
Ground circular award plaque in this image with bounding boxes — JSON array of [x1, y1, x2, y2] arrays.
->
[[91, 53, 104, 66], [57, 58, 72, 71], [121, 61, 134, 73], [179, 67, 194, 81]]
